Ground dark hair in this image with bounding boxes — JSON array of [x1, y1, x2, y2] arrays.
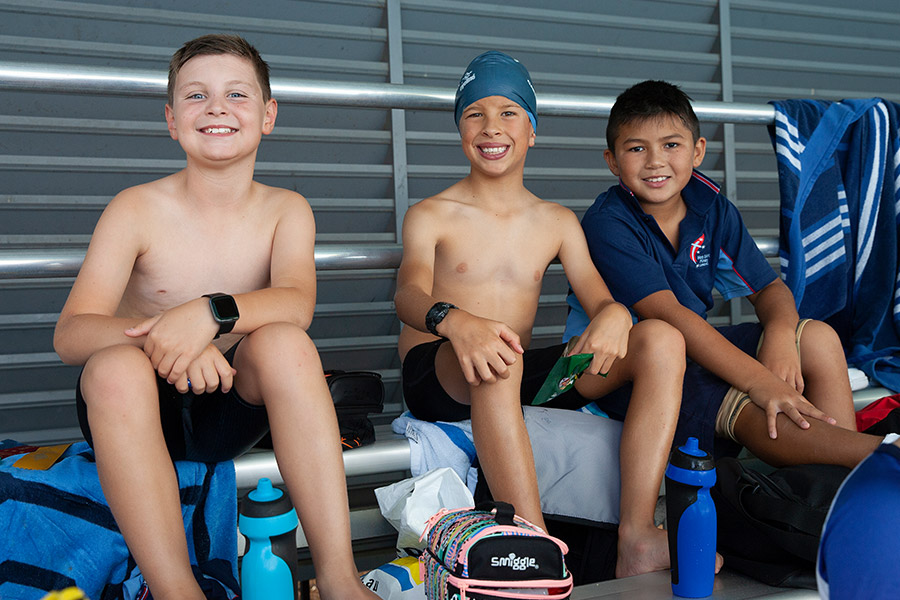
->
[[168, 34, 271, 105], [606, 80, 700, 151]]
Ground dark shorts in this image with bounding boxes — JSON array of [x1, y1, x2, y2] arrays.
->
[[401, 323, 762, 459], [75, 340, 270, 463], [680, 322, 763, 459], [400, 339, 632, 422]]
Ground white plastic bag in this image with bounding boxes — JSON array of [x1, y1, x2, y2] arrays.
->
[[361, 556, 425, 600], [375, 467, 474, 552]]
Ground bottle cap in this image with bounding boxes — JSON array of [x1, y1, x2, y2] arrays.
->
[[669, 437, 714, 471], [248, 477, 283, 503], [240, 477, 295, 519]]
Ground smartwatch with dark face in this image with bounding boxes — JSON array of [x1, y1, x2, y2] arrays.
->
[[425, 301, 458, 337], [203, 293, 239, 338]]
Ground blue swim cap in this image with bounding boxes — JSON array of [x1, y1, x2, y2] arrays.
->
[[454, 51, 537, 132]]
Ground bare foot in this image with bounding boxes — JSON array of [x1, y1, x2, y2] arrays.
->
[[616, 525, 671, 578], [616, 527, 724, 579]]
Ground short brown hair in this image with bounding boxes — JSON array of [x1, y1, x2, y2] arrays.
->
[[168, 34, 271, 105], [606, 80, 701, 152]]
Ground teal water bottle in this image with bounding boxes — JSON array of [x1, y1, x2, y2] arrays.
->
[[665, 437, 717, 598], [239, 477, 299, 600]]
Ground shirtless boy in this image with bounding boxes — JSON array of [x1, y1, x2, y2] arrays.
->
[[394, 51, 690, 578], [53, 35, 376, 600]]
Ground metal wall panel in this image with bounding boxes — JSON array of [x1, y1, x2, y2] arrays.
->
[[0, 0, 898, 443]]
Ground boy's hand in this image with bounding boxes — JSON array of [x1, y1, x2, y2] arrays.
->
[[746, 375, 836, 439], [757, 330, 805, 393], [172, 344, 237, 394], [440, 310, 524, 385], [568, 302, 631, 376], [124, 298, 219, 384]]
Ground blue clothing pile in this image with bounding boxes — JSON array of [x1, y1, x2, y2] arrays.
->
[[770, 99, 900, 390], [817, 440, 900, 599], [392, 412, 479, 492], [0, 442, 239, 600]]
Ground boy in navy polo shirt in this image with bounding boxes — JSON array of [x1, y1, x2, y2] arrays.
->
[[566, 80, 887, 466]]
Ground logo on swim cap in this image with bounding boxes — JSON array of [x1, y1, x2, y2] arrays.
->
[[459, 71, 476, 93]]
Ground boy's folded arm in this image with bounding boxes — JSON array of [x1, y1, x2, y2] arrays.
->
[[634, 289, 831, 438], [748, 279, 804, 392], [54, 314, 148, 365], [436, 310, 523, 384], [394, 201, 443, 332], [54, 191, 148, 365], [264, 192, 319, 330], [395, 269, 523, 384]]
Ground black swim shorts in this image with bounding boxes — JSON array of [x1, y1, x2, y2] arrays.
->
[[401, 338, 632, 422], [75, 340, 270, 463]]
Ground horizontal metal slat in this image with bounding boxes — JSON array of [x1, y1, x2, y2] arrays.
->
[[403, 0, 719, 36], [731, 26, 900, 51], [0, 115, 391, 144], [0, 35, 388, 78], [0, 0, 388, 41], [0, 195, 396, 211], [0, 155, 394, 177], [401, 29, 721, 67], [733, 55, 900, 78], [731, 0, 900, 25]]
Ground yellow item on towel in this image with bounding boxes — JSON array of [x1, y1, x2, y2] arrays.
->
[[41, 587, 88, 600], [13, 443, 72, 470]]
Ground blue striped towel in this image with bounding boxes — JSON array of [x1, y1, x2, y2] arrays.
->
[[770, 99, 900, 390], [0, 442, 238, 600]]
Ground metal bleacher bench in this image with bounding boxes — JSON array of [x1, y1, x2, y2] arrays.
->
[[0, 62, 890, 594]]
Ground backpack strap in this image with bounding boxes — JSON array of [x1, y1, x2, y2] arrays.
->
[[475, 500, 517, 526]]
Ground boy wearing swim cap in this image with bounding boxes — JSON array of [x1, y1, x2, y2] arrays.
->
[[395, 51, 687, 578]]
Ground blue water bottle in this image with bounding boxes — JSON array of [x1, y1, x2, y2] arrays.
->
[[239, 477, 299, 600], [665, 437, 717, 598]]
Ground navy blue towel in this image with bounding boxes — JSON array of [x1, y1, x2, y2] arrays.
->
[[770, 99, 900, 390], [0, 442, 238, 600]]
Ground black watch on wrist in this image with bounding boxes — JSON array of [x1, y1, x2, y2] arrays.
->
[[204, 293, 239, 339], [425, 301, 458, 337]]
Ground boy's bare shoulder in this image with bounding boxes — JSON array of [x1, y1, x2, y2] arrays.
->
[[251, 180, 313, 217], [402, 185, 468, 232], [97, 175, 180, 234], [533, 196, 582, 228], [412, 184, 468, 213]]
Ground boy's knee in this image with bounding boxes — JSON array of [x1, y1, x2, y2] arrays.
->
[[797, 319, 845, 361], [240, 322, 318, 365], [83, 345, 153, 386], [81, 345, 155, 403], [631, 319, 685, 361], [799, 319, 840, 346]]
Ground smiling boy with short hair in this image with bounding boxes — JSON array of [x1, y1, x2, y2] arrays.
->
[[54, 34, 377, 600], [566, 79, 886, 468]]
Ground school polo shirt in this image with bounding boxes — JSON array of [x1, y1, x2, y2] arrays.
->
[[817, 441, 900, 599], [564, 171, 777, 340]]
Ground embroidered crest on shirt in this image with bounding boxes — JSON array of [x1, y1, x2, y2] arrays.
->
[[690, 234, 709, 268]]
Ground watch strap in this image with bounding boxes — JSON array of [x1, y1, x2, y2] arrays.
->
[[425, 301, 458, 337]]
